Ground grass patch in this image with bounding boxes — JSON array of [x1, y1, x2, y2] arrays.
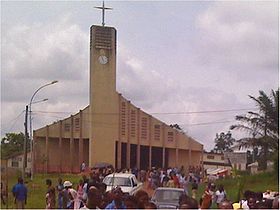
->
[[1, 173, 82, 209]]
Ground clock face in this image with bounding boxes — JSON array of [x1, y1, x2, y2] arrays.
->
[[98, 55, 108, 65]]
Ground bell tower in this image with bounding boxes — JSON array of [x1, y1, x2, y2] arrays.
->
[[89, 20, 119, 166]]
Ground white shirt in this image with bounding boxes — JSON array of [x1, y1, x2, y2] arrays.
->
[[215, 190, 226, 204], [241, 200, 249, 209]]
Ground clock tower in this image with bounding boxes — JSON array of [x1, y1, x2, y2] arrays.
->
[[89, 25, 119, 167]]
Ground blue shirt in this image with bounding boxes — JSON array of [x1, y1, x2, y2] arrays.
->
[[105, 200, 126, 209], [12, 183, 27, 201]]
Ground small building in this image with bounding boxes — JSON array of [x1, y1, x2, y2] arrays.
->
[[224, 152, 247, 171], [203, 152, 231, 171], [5, 152, 32, 172]]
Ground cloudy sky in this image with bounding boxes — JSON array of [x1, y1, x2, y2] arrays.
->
[[1, 1, 278, 151]]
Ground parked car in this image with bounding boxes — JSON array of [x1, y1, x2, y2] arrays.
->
[[102, 173, 143, 195], [151, 187, 186, 209]]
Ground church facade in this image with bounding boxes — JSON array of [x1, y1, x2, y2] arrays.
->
[[33, 25, 203, 173]]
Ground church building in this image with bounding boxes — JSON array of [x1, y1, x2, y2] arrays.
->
[[33, 17, 203, 174]]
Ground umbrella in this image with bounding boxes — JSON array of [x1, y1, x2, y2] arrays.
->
[[92, 162, 113, 169]]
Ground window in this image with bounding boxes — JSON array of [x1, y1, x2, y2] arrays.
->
[[130, 110, 136, 137], [12, 161, 19, 167], [64, 123, 70, 132], [154, 125, 160, 140], [131, 178, 136, 187], [12, 157, 22, 161], [103, 177, 131, 187], [121, 102, 126, 136], [221, 156, 224, 160], [207, 155, 214, 159], [167, 132, 174, 142], [74, 118, 80, 131], [141, 117, 148, 140]]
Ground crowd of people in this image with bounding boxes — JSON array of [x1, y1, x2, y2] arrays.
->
[[6, 166, 280, 209]]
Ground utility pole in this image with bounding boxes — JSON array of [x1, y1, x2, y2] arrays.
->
[[23, 105, 28, 178]]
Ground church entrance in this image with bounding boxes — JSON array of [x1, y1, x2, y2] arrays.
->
[[121, 143, 127, 169], [140, 145, 149, 170], [130, 144, 137, 169], [151, 147, 163, 168]]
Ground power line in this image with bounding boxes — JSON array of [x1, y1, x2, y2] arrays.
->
[[31, 113, 236, 128], [151, 108, 258, 115], [32, 107, 257, 116], [184, 120, 235, 127], [2, 109, 25, 132]]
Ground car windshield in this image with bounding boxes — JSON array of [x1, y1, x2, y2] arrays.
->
[[154, 190, 183, 202], [103, 177, 131, 187]]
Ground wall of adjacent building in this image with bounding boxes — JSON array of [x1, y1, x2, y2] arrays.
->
[[34, 106, 90, 173]]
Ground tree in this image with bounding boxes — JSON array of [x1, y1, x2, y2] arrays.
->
[[0, 132, 29, 159], [230, 89, 279, 170], [170, 124, 186, 134], [170, 124, 182, 130], [213, 131, 235, 153]]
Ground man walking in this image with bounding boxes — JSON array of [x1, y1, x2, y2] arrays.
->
[[12, 177, 27, 209]]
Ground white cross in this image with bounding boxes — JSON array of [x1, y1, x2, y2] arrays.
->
[[94, 1, 113, 27]]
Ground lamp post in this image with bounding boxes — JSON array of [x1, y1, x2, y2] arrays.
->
[[22, 99, 48, 178], [29, 80, 58, 180]]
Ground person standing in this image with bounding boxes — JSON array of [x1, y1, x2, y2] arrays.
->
[[12, 177, 27, 209], [62, 181, 73, 209], [80, 161, 86, 173], [201, 183, 216, 209], [46, 179, 56, 209], [56, 178, 64, 209], [80, 186, 102, 209], [215, 185, 226, 208], [182, 176, 189, 195], [76, 179, 84, 208], [1, 182, 7, 206]]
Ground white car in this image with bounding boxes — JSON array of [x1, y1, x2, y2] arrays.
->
[[102, 173, 143, 195]]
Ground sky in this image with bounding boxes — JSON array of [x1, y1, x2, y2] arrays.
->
[[1, 1, 279, 151]]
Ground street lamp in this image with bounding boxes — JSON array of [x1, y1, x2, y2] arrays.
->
[[29, 80, 58, 180], [22, 98, 48, 178], [22, 98, 48, 177]]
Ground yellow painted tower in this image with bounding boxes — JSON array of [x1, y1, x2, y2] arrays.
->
[[89, 25, 119, 167]]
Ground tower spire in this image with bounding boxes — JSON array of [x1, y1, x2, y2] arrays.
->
[[94, 1, 113, 27]]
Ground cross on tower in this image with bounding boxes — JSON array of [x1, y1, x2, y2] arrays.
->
[[94, 1, 113, 27]]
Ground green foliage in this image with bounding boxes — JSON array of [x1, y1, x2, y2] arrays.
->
[[230, 89, 279, 169], [272, 151, 279, 176], [215, 172, 278, 203], [236, 176, 246, 202], [213, 131, 235, 153], [1, 132, 29, 159]]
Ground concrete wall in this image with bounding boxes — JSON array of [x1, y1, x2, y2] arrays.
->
[[35, 107, 90, 139]]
